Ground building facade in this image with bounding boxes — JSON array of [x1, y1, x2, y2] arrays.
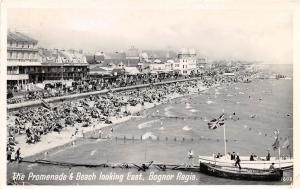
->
[[125, 46, 140, 66], [173, 48, 197, 75], [7, 31, 40, 90], [38, 48, 89, 81], [7, 31, 89, 91]]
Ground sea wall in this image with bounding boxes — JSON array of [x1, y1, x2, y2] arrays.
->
[[7, 77, 201, 112]]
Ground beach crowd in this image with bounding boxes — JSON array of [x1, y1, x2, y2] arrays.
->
[[7, 63, 258, 161]]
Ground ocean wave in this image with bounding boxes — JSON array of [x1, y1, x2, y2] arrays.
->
[[137, 119, 159, 129], [182, 125, 192, 131], [185, 103, 191, 109], [164, 106, 173, 112], [207, 100, 215, 104], [158, 126, 165, 131], [142, 132, 158, 140]]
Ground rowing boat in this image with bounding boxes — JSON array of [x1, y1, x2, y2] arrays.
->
[[198, 156, 293, 170], [199, 162, 283, 181]]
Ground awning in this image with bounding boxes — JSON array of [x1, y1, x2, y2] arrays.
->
[[7, 74, 29, 81]]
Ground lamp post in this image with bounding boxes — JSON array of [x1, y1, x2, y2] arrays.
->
[[61, 63, 64, 80]]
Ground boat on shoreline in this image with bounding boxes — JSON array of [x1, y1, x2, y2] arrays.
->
[[198, 156, 293, 170], [13, 158, 287, 182], [199, 162, 283, 181]]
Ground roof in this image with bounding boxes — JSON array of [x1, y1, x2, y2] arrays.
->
[[126, 47, 139, 57], [145, 50, 177, 60], [7, 31, 38, 43], [90, 66, 109, 72], [106, 52, 126, 60], [39, 48, 88, 64], [86, 55, 97, 64]]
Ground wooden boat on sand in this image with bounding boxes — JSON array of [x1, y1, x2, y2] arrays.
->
[[198, 156, 293, 170], [199, 162, 283, 181]]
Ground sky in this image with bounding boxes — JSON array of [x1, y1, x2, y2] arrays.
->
[[7, 1, 293, 63]]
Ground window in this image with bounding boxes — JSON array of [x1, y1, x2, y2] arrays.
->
[[18, 52, 23, 59]]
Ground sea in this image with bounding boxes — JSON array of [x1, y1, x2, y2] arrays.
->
[[7, 64, 293, 185]]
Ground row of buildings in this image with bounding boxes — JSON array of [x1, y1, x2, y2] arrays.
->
[[7, 31, 207, 91]]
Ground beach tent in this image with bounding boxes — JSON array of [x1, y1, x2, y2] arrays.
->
[[124, 67, 140, 75], [150, 71, 158, 74], [223, 73, 235, 76]]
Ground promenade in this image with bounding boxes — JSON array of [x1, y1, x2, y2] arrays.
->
[[8, 77, 201, 111]]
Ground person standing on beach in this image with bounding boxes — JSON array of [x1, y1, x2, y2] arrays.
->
[[187, 149, 194, 167], [231, 152, 236, 160], [15, 147, 21, 162], [98, 129, 103, 139], [266, 150, 271, 161], [7, 145, 12, 162]]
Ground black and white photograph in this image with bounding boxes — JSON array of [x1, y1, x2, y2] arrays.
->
[[2, 0, 298, 186]]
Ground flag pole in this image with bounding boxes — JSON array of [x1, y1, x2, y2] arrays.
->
[[224, 123, 227, 157], [278, 147, 281, 168], [222, 109, 227, 157]]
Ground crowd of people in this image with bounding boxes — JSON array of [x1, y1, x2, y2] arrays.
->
[[7, 79, 204, 161], [7, 63, 258, 105], [7, 73, 192, 104], [7, 63, 259, 161]]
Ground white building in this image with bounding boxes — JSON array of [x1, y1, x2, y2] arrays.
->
[[173, 48, 197, 75], [7, 31, 40, 90], [149, 59, 166, 72], [165, 60, 174, 72]]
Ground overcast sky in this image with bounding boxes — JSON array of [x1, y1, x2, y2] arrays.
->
[[8, 2, 293, 63]]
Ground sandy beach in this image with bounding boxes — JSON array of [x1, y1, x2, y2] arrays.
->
[[9, 82, 208, 158]]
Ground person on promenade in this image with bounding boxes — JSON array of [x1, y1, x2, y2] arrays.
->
[[235, 153, 241, 169]]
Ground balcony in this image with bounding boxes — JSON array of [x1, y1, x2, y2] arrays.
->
[[7, 60, 42, 66], [7, 47, 39, 52], [7, 74, 29, 81]]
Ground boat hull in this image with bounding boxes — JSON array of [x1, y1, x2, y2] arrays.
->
[[199, 156, 293, 170], [200, 162, 283, 181]]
